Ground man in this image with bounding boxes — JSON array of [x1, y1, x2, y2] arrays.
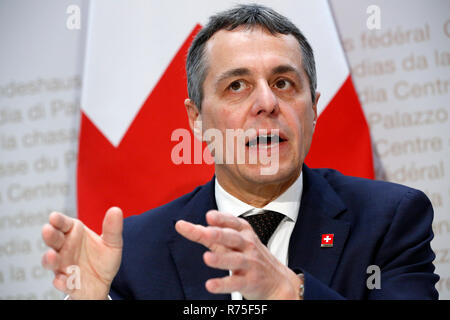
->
[[41, 4, 439, 300]]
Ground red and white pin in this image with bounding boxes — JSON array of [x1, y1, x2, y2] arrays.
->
[[321, 234, 334, 247]]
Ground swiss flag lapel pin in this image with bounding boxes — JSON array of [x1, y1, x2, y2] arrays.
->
[[321, 234, 334, 247]]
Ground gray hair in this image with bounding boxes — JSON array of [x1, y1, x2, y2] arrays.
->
[[186, 3, 317, 111]]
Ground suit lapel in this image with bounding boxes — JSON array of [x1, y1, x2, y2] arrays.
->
[[167, 177, 231, 300], [288, 165, 350, 287]]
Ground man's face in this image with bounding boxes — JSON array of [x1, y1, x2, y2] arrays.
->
[[190, 27, 318, 185]]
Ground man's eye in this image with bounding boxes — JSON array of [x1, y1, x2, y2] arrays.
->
[[275, 79, 291, 90], [229, 80, 246, 92]]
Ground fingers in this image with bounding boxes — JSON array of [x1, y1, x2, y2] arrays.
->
[[101, 207, 123, 248], [53, 272, 69, 294], [203, 251, 249, 271], [42, 223, 65, 251], [206, 210, 251, 231], [175, 220, 247, 251], [43, 249, 77, 295], [206, 274, 245, 295], [49, 211, 74, 234], [42, 248, 61, 271], [175, 219, 206, 243]]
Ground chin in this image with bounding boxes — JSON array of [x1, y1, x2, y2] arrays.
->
[[238, 161, 299, 185]]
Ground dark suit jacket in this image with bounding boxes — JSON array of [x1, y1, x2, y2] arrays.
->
[[110, 165, 439, 299]]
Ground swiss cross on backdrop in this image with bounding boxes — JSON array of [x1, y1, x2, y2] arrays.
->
[[77, 0, 374, 233]]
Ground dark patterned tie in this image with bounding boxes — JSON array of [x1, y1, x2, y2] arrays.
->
[[241, 209, 285, 246]]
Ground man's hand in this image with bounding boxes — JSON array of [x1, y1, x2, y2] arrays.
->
[[41, 207, 123, 300], [175, 210, 302, 300]]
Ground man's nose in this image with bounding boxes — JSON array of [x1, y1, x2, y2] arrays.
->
[[250, 81, 279, 116]]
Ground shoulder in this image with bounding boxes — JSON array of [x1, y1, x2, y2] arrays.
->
[[309, 167, 433, 230], [312, 167, 429, 207], [311, 168, 435, 256]]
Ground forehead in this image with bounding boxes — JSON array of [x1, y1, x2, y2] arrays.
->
[[204, 27, 304, 78]]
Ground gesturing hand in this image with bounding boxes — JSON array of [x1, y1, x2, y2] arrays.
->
[[175, 210, 302, 300], [41, 207, 124, 300]]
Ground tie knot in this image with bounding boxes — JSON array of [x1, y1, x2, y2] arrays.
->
[[241, 209, 284, 246]]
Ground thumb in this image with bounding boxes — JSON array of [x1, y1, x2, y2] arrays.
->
[[101, 207, 123, 248]]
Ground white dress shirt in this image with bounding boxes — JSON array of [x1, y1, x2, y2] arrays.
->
[[214, 172, 303, 300]]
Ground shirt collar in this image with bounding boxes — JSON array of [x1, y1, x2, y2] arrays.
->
[[214, 171, 303, 222]]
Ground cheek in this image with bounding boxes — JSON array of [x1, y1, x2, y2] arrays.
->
[[216, 107, 243, 130], [200, 101, 220, 129], [288, 108, 314, 147]]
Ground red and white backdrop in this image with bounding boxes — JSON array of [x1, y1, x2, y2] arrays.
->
[[0, 0, 448, 299], [78, 0, 374, 233]]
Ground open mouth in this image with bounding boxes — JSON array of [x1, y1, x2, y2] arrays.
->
[[245, 133, 287, 148]]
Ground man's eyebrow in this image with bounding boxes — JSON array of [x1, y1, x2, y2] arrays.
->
[[215, 68, 251, 87], [271, 64, 302, 79]]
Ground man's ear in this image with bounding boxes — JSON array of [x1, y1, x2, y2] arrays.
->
[[184, 98, 202, 140], [312, 92, 320, 129]]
